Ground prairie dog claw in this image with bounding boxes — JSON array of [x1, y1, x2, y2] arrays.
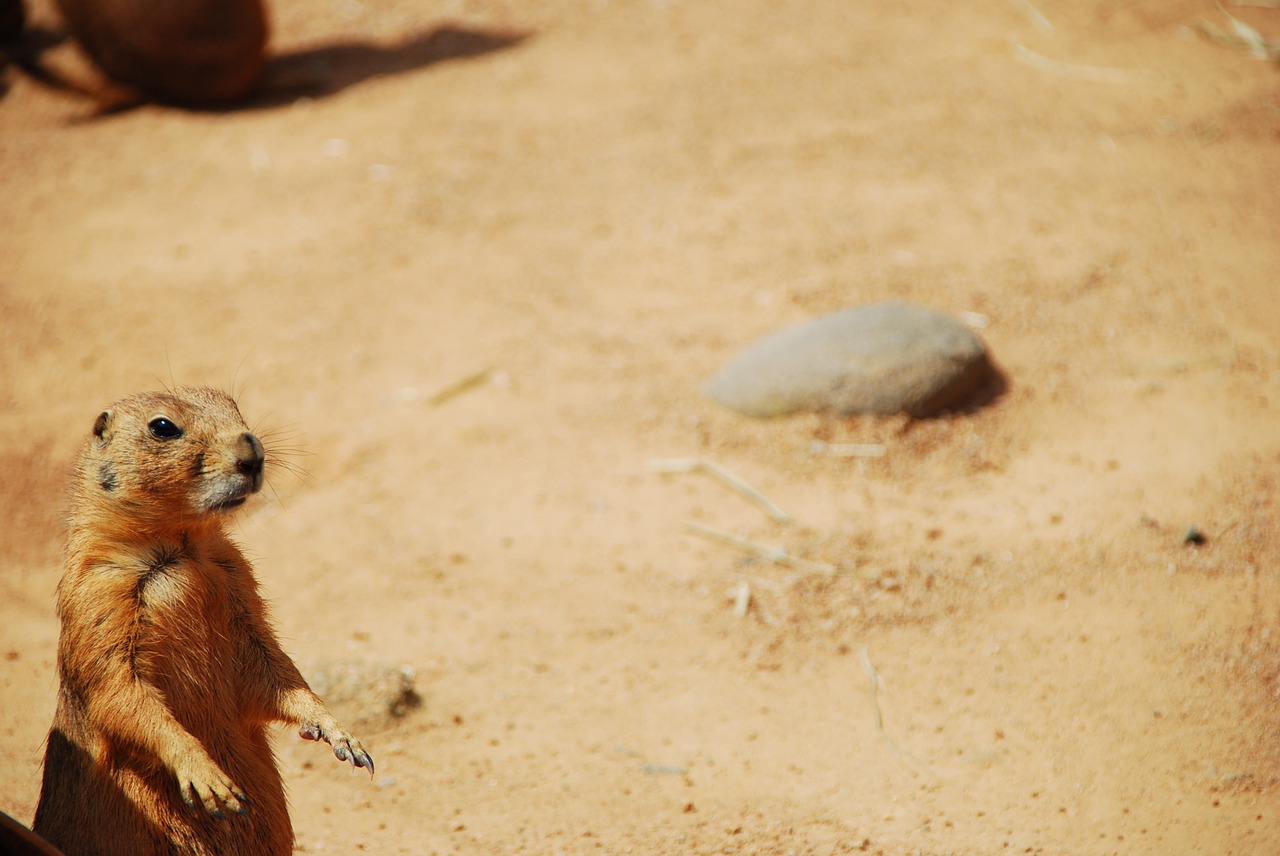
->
[[299, 721, 375, 777], [175, 755, 247, 817]]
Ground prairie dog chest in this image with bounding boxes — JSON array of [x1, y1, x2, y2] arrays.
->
[[128, 540, 245, 690]]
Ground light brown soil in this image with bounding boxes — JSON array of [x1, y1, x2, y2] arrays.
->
[[2, 1, 1279, 853]]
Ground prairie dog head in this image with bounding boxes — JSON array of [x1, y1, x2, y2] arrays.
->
[[76, 386, 265, 537]]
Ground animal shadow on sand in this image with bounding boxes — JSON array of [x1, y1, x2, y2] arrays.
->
[[247, 23, 530, 110], [0, 23, 62, 100]]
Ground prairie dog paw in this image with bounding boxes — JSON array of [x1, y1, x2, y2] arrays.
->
[[299, 722, 375, 776], [174, 756, 247, 817]]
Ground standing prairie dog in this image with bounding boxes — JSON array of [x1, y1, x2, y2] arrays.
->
[[33, 387, 372, 856]]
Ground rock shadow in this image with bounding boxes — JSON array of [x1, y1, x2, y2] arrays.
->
[[945, 355, 1009, 416]]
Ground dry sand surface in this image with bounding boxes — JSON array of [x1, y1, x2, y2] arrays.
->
[[2, 0, 1279, 853]]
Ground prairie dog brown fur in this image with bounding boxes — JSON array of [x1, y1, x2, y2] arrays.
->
[[0, 0, 23, 43], [54, 0, 267, 104], [33, 387, 372, 856]]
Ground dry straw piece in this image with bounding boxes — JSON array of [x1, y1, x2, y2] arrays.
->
[[682, 521, 836, 576], [650, 456, 792, 524]]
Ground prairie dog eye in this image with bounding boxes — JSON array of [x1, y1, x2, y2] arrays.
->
[[148, 417, 184, 440]]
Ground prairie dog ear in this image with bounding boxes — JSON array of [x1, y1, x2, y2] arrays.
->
[[92, 410, 113, 447]]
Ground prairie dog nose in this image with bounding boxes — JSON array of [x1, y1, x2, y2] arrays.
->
[[235, 432, 265, 486]]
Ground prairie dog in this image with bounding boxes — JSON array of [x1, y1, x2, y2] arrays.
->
[[33, 387, 371, 856], [54, 0, 267, 104]]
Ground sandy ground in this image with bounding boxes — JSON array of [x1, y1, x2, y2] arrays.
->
[[2, 0, 1280, 853]]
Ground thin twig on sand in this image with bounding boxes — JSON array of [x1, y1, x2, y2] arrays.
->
[[424, 368, 494, 407], [1012, 43, 1151, 84], [808, 441, 886, 459], [650, 457, 792, 524], [732, 580, 751, 618], [1016, 0, 1054, 33], [1126, 340, 1238, 376], [683, 521, 835, 575], [1198, 5, 1280, 60], [861, 646, 933, 777]]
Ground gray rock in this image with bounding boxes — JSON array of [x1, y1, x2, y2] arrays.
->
[[704, 302, 993, 418]]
